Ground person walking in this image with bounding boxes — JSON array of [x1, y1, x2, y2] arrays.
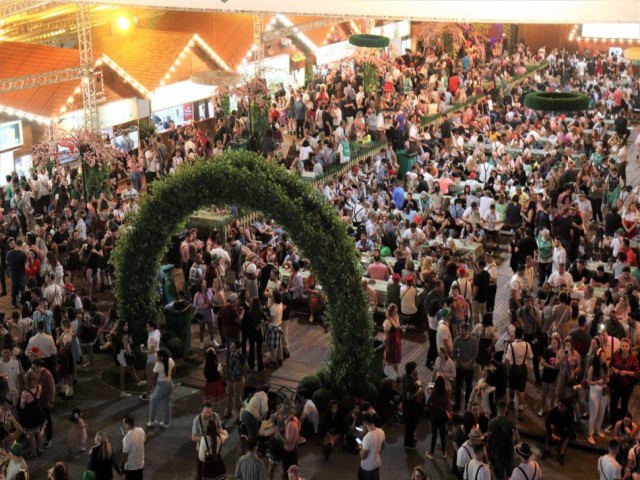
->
[[235, 436, 267, 480], [147, 349, 175, 429], [121, 415, 145, 480], [425, 376, 450, 460], [453, 323, 478, 413], [487, 400, 519, 480], [358, 412, 385, 480], [402, 362, 424, 450]]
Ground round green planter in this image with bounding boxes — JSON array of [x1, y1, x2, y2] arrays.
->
[[524, 91, 590, 112], [348, 34, 390, 48]]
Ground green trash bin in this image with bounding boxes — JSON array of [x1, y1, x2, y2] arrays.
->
[[160, 264, 178, 306], [397, 150, 418, 178], [229, 140, 248, 151], [164, 303, 192, 351]]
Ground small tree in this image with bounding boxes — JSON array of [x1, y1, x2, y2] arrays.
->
[[32, 128, 124, 200]]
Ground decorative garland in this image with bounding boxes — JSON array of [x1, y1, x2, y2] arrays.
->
[[111, 151, 373, 395], [348, 34, 390, 49], [524, 91, 590, 112]]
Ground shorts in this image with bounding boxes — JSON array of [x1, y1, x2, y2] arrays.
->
[[509, 370, 528, 393]]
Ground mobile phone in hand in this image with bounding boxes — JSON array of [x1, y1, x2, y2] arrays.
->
[[356, 438, 363, 446], [119, 426, 126, 436]]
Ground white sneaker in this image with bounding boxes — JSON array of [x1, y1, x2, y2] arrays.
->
[[159, 422, 170, 429], [146, 420, 158, 428], [537, 409, 544, 417], [136, 380, 147, 387], [298, 437, 306, 445], [597, 432, 606, 438], [120, 391, 132, 398]]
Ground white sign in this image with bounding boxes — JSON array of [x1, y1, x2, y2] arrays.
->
[[59, 97, 140, 131], [151, 80, 216, 113], [0, 120, 23, 152], [316, 41, 355, 65], [582, 23, 640, 40], [373, 20, 411, 40], [238, 54, 290, 89]]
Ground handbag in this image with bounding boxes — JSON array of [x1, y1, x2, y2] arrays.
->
[[124, 352, 135, 366]]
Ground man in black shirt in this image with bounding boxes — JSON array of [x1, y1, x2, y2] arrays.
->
[[472, 258, 490, 324], [5, 238, 26, 308], [615, 110, 630, 143], [554, 207, 573, 249], [569, 204, 584, 263], [605, 207, 623, 237], [543, 399, 575, 465]]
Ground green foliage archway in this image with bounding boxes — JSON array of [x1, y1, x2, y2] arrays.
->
[[112, 151, 373, 394]]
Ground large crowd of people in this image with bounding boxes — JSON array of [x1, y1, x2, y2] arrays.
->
[[0, 22, 637, 480]]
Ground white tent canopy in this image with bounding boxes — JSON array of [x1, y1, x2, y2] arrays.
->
[[72, 0, 640, 24]]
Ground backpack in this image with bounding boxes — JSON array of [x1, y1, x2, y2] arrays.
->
[[227, 352, 244, 383], [477, 327, 494, 366]]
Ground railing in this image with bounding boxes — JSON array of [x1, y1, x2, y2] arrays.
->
[[421, 61, 550, 128], [222, 210, 262, 240], [224, 141, 386, 238]]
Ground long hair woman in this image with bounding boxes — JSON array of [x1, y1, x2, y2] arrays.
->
[[383, 303, 403, 381], [426, 375, 450, 459], [87, 431, 118, 480], [586, 348, 609, 445], [148, 348, 175, 428], [113, 321, 142, 397]]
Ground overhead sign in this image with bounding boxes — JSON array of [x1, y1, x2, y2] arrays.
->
[[316, 41, 355, 65], [372, 20, 411, 40], [0, 120, 23, 152]]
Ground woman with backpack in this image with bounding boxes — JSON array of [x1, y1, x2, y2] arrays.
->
[[197, 418, 228, 480], [472, 313, 498, 373]]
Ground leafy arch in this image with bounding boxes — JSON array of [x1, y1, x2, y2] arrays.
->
[[112, 151, 373, 393]]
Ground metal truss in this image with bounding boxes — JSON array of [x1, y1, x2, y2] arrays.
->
[[75, 3, 98, 131], [261, 17, 345, 43], [0, 0, 50, 19], [0, 66, 85, 93], [253, 13, 264, 75]]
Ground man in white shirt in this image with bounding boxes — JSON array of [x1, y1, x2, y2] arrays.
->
[[240, 387, 269, 442], [598, 439, 622, 480], [548, 263, 574, 290], [510, 443, 542, 480], [552, 238, 567, 273], [358, 413, 385, 478], [122, 180, 138, 202], [0, 346, 22, 403], [27, 322, 57, 363], [457, 427, 484, 475], [464, 443, 491, 480], [402, 222, 426, 259], [121, 415, 145, 478]]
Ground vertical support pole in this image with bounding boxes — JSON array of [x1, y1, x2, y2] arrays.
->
[[253, 13, 264, 76], [76, 4, 99, 132]]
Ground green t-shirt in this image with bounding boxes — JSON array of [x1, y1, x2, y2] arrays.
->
[[537, 236, 553, 261]]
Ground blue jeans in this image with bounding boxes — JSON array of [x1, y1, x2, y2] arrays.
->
[[149, 380, 173, 424], [130, 171, 142, 192]]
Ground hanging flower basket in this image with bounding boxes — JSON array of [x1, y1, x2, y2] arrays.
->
[[348, 34, 390, 49], [524, 91, 590, 112]]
